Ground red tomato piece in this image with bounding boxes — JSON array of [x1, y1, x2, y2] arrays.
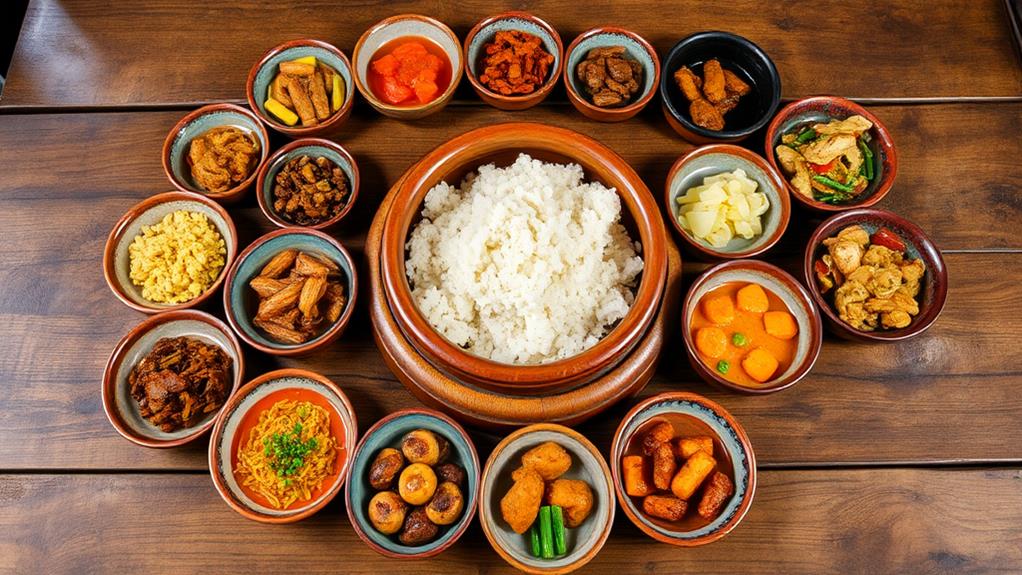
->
[[413, 79, 438, 104], [371, 54, 400, 76], [381, 75, 413, 104]]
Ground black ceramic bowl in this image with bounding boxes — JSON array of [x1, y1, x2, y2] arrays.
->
[[660, 31, 781, 144]]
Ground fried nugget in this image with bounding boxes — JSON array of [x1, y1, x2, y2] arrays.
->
[[520, 441, 572, 480], [500, 467, 544, 534], [651, 442, 677, 490], [673, 66, 704, 102], [643, 494, 687, 521], [701, 59, 727, 103], [697, 471, 734, 519], [641, 420, 675, 455], [544, 479, 594, 528], [690, 98, 725, 131]]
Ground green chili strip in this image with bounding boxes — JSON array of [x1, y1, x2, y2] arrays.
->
[[858, 139, 875, 180], [552, 505, 567, 556], [795, 128, 818, 144], [529, 524, 542, 557], [813, 175, 855, 194], [539, 506, 554, 559]]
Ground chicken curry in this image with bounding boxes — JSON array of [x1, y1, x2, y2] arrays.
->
[[775, 115, 877, 204]]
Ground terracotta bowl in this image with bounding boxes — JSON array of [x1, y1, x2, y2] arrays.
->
[[162, 103, 270, 202], [463, 12, 563, 111], [563, 27, 660, 122], [804, 208, 948, 342], [765, 96, 898, 212], [352, 14, 463, 120], [345, 408, 479, 558], [245, 38, 356, 138], [255, 138, 360, 230], [222, 228, 358, 356], [665, 144, 789, 260], [611, 392, 756, 546], [660, 31, 781, 144], [479, 423, 615, 574], [379, 122, 668, 394], [208, 368, 358, 523], [681, 259, 823, 394], [102, 310, 244, 448], [103, 190, 238, 314]]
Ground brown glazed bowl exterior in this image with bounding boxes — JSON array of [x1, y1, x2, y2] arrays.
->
[[379, 122, 668, 394], [611, 392, 756, 546], [563, 27, 660, 122], [462, 12, 564, 111], [245, 38, 355, 138], [764, 96, 898, 212], [681, 259, 823, 394], [102, 310, 245, 448], [103, 190, 238, 314], [804, 208, 948, 342]]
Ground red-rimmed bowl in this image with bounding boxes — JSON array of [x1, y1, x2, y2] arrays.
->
[[245, 38, 356, 138], [563, 27, 660, 122], [804, 208, 948, 342], [681, 259, 823, 394], [222, 228, 358, 356], [611, 392, 756, 546], [102, 310, 244, 448], [103, 190, 238, 314], [664, 144, 789, 260], [208, 368, 358, 523], [463, 12, 563, 111], [162, 103, 270, 203], [255, 138, 360, 230], [765, 96, 897, 212]]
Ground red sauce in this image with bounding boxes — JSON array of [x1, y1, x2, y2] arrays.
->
[[367, 36, 452, 106], [230, 387, 346, 510]]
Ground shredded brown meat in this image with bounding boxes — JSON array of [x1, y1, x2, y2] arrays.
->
[[187, 127, 260, 194], [272, 155, 350, 226], [478, 30, 555, 96]]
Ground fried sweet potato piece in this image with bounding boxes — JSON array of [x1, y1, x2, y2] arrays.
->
[[643, 494, 687, 521], [285, 75, 318, 127], [621, 455, 656, 497], [697, 471, 734, 519], [675, 436, 714, 459], [279, 61, 315, 76], [671, 450, 716, 500], [259, 249, 298, 279], [309, 70, 331, 121], [641, 420, 675, 455], [298, 275, 327, 319], [253, 317, 305, 344], [256, 280, 303, 320], [652, 442, 677, 490]]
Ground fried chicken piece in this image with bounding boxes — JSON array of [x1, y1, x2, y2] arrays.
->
[[500, 467, 544, 534], [813, 114, 873, 136], [690, 98, 725, 130], [701, 59, 727, 103], [520, 442, 572, 480], [544, 479, 594, 528], [801, 133, 859, 165], [673, 66, 703, 102], [722, 69, 751, 96]]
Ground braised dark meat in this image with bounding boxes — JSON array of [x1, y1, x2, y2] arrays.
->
[[673, 58, 750, 131], [575, 45, 643, 108]]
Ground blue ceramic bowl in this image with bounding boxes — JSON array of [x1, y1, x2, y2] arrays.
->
[[246, 38, 356, 137], [611, 392, 757, 546], [563, 27, 660, 122], [162, 103, 269, 202], [255, 138, 360, 230], [222, 229, 358, 356], [345, 409, 480, 558]]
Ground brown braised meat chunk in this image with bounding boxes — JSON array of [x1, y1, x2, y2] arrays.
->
[[479, 30, 555, 96], [187, 127, 260, 194], [673, 58, 751, 131], [128, 336, 232, 432], [272, 155, 351, 226], [575, 45, 643, 108], [250, 250, 347, 344]]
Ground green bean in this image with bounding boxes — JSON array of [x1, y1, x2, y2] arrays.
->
[[529, 524, 541, 557], [812, 175, 855, 194], [858, 139, 875, 180], [552, 505, 567, 556], [539, 506, 554, 559], [795, 128, 818, 144]]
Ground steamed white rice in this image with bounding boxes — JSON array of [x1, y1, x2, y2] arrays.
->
[[405, 153, 644, 365]]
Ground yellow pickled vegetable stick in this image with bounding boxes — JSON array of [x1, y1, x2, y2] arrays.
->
[[264, 98, 298, 126], [290, 55, 317, 66], [332, 74, 344, 112], [676, 169, 770, 249]]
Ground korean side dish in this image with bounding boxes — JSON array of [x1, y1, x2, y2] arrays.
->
[[478, 30, 554, 96], [574, 46, 643, 108], [775, 115, 877, 204], [128, 336, 232, 432], [128, 210, 226, 304], [813, 224, 925, 331], [272, 155, 351, 226], [264, 56, 346, 127], [622, 420, 734, 525], [368, 37, 453, 106], [675, 169, 769, 248], [673, 58, 750, 131], [500, 442, 594, 559], [187, 126, 260, 194], [249, 249, 348, 344], [366, 429, 467, 545], [234, 393, 341, 509], [690, 282, 799, 388], [405, 153, 643, 365]]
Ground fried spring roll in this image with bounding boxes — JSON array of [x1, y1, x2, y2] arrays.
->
[[279, 61, 315, 76], [309, 69, 331, 121], [697, 471, 734, 519], [675, 436, 714, 459], [621, 455, 656, 497], [670, 450, 716, 500], [285, 75, 318, 126], [642, 494, 687, 521]]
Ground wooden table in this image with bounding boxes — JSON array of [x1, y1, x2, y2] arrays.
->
[[1, 1, 1020, 573]]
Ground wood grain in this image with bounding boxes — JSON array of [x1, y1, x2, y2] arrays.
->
[[1, 469, 1019, 574], [2, 0, 1021, 108]]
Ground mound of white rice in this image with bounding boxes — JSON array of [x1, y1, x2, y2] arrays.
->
[[405, 153, 644, 365]]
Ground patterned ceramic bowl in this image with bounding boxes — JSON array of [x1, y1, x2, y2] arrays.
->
[[563, 27, 660, 122], [611, 392, 756, 546]]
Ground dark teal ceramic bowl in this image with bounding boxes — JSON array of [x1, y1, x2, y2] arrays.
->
[[255, 138, 360, 230], [222, 229, 357, 356], [345, 408, 480, 559]]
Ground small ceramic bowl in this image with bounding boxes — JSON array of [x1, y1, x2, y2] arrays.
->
[[804, 208, 948, 342], [480, 423, 614, 574], [665, 144, 790, 259], [162, 103, 270, 202], [222, 228, 358, 356], [660, 31, 781, 144], [463, 12, 563, 111], [563, 27, 659, 122], [102, 310, 244, 448], [611, 392, 756, 546], [353, 14, 463, 120], [104, 190, 238, 314], [681, 259, 823, 394], [345, 408, 479, 558], [255, 138, 360, 230], [765, 96, 898, 212], [245, 38, 356, 138], [208, 368, 358, 523]]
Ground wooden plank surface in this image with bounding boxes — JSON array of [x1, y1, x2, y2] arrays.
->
[[3, 0, 1021, 108], [2, 469, 1020, 574]]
